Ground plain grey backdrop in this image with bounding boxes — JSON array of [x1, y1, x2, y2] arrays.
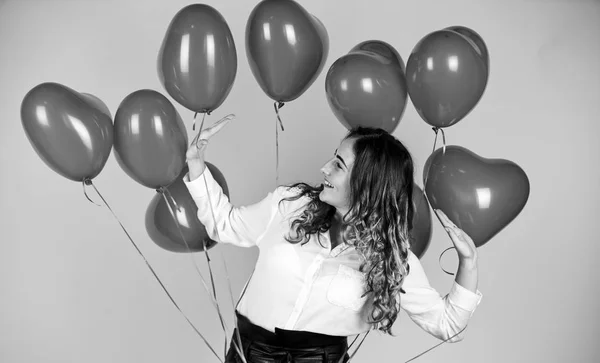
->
[[1, 0, 599, 362]]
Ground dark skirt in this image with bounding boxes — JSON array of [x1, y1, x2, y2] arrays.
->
[[225, 312, 349, 363]]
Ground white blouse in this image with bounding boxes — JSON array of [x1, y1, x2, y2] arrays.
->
[[184, 168, 482, 340]]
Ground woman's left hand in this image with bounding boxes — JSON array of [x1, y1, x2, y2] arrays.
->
[[435, 209, 478, 264]]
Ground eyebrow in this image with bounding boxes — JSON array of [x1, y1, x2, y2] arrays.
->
[[334, 149, 347, 169]]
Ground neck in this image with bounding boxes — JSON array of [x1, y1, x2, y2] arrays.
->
[[330, 212, 345, 249], [334, 207, 347, 221]]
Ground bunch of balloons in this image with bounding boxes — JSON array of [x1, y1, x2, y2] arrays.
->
[[21, 1, 530, 264], [20, 2, 531, 361], [324, 25, 529, 250], [407, 26, 528, 248]]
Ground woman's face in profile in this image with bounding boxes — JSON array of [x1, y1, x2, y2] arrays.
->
[[319, 137, 355, 213]]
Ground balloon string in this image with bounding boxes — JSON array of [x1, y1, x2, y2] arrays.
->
[[85, 181, 223, 363], [423, 127, 447, 201], [195, 113, 246, 363], [192, 111, 211, 131], [82, 179, 101, 206], [349, 331, 370, 361], [192, 112, 208, 145], [221, 252, 248, 363], [201, 172, 248, 363], [341, 331, 370, 363], [402, 204, 467, 362], [159, 188, 221, 307], [404, 325, 468, 362], [338, 295, 468, 363], [274, 101, 285, 131], [274, 102, 285, 187], [160, 188, 230, 359], [431, 127, 447, 154], [430, 209, 456, 276], [438, 246, 457, 276]]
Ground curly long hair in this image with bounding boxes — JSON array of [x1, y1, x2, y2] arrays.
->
[[281, 127, 415, 335]]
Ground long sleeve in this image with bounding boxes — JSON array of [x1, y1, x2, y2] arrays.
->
[[183, 167, 281, 247], [400, 250, 482, 342]]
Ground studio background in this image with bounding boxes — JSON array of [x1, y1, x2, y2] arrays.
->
[[1, 0, 598, 362]]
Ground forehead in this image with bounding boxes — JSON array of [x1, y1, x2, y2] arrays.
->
[[336, 137, 356, 162]]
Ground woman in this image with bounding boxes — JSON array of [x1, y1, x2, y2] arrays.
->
[[184, 120, 481, 363]]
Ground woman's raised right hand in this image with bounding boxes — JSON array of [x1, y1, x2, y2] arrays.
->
[[186, 115, 234, 180]]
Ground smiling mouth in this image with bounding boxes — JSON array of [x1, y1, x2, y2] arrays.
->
[[324, 180, 333, 188]]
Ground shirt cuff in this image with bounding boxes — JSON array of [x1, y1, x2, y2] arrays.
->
[[448, 282, 483, 312], [183, 167, 213, 200]]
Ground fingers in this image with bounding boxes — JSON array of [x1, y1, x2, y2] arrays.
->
[[435, 209, 454, 227], [186, 139, 207, 161], [187, 114, 235, 159], [435, 209, 476, 244], [199, 114, 235, 141], [435, 209, 460, 235]]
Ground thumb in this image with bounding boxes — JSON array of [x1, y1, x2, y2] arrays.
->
[[194, 139, 208, 150]]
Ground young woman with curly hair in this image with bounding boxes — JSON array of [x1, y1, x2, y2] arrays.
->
[[184, 121, 481, 363]]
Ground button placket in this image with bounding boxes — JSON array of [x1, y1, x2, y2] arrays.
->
[[284, 254, 326, 330]]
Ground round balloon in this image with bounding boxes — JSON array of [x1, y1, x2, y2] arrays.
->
[[423, 146, 530, 247], [158, 4, 237, 113], [246, 0, 328, 102], [444, 26, 489, 76], [409, 184, 432, 259], [114, 90, 188, 189], [146, 163, 229, 253], [80, 92, 112, 119], [21, 83, 113, 182], [406, 30, 488, 128], [326, 40, 407, 133]]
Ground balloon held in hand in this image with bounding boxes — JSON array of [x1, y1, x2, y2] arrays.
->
[[424, 146, 530, 247]]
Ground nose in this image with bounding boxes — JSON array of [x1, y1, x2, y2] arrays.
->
[[321, 162, 331, 176]]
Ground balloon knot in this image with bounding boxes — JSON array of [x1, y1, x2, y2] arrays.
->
[[83, 178, 92, 185], [156, 187, 164, 194], [278, 102, 285, 109]]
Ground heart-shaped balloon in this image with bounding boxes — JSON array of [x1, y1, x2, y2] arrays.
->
[[114, 90, 188, 189], [21, 83, 113, 182], [325, 40, 407, 133], [406, 30, 488, 128], [246, 0, 328, 102], [158, 4, 237, 113], [409, 184, 432, 259], [146, 163, 229, 253], [423, 146, 530, 247]]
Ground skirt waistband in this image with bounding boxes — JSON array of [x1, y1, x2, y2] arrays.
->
[[235, 312, 347, 349]]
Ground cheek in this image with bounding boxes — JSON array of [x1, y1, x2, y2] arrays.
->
[[338, 179, 352, 201]]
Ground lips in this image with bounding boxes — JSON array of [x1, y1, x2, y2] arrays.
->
[[324, 179, 333, 188]]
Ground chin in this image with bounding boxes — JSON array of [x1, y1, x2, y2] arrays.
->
[[318, 189, 329, 203], [318, 190, 335, 207]]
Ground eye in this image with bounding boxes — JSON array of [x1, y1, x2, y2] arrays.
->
[[334, 161, 342, 169]]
